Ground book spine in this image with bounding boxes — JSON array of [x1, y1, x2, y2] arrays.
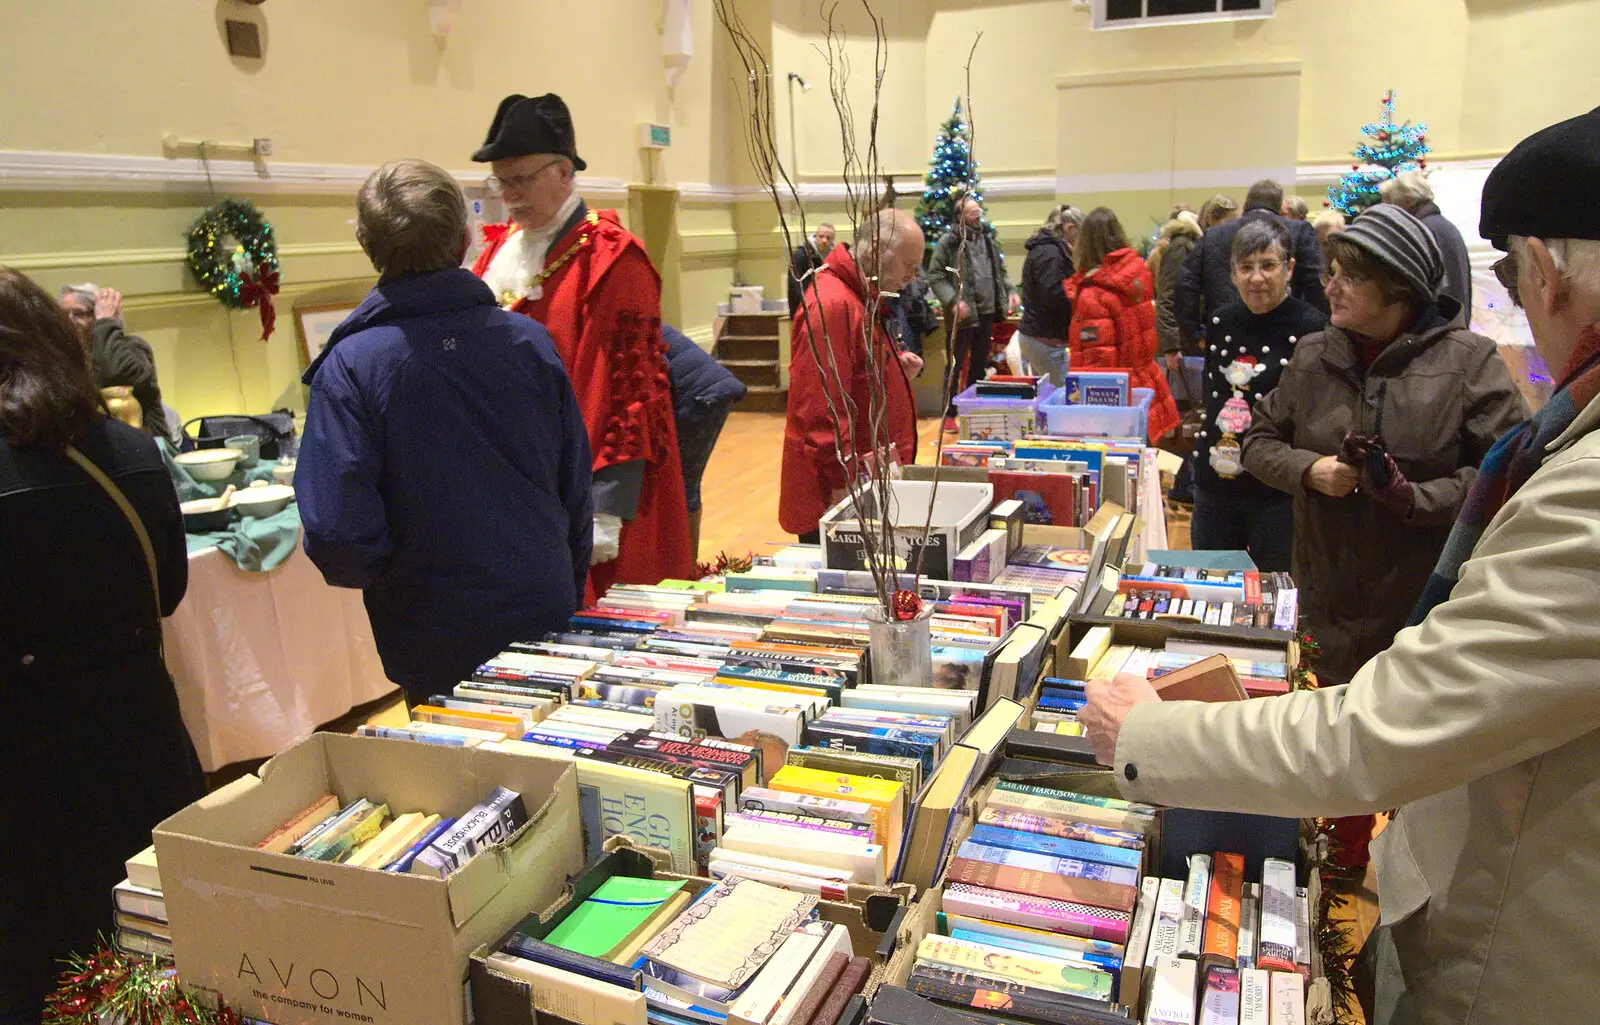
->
[[906, 970, 1124, 1025], [1270, 971, 1305, 1025], [947, 857, 1137, 914], [286, 799, 368, 857], [941, 884, 1131, 944], [1144, 957, 1198, 1025], [983, 789, 1153, 834], [1198, 966, 1241, 1025], [1236, 888, 1259, 970], [1178, 854, 1212, 956], [1118, 877, 1158, 1004], [1294, 887, 1312, 976], [383, 817, 455, 872], [976, 808, 1145, 850], [1239, 968, 1271, 1025], [804, 727, 936, 776], [956, 840, 1139, 889], [914, 937, 1113, 1002], [967, 825, 1141, 871], [727, 809, 874, 839], [1146, 878, 1187, 967], [737, 788, 876, 826], [1203, 851, 1244, 964], [414, 787, 527, 876], [945, 927, 1120, 973], [1257, 859, 1298, 973], [940, 913, 1125, 962]]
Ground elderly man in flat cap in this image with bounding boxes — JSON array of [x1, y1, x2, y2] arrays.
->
[[1082, 106, 1600, 1023], [472, 93, 692, 598]]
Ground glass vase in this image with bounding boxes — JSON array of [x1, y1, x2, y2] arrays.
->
[[865, 604, 934, 690]]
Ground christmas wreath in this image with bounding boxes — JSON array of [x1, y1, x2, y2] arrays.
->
[[185, 198, 281, 341]]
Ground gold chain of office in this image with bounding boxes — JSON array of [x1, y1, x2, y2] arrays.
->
[[497, 211, 600, 308]]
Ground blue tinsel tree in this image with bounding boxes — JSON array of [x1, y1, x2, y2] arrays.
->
[[1327, 90, 1430, 217], [915, 98, 988, 263]]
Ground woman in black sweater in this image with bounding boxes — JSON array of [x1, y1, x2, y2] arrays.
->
[[1190, 218, 1328, 571], [0, 269, 203, 1024]]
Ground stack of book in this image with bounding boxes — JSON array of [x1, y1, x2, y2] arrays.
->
[[113, 846, 171, 959], [907, 782, 1159, 1019], [1027, 678, 1088, 736], [489, 869, 875, 1025], [1090, 641, 1291, 700], [1106, 567, 1298, 634], [1127, 854, 1310, 1025]]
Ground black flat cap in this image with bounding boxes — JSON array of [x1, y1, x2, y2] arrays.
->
[[1481, 106, 1600, 251], [472, 93, 587, 170]]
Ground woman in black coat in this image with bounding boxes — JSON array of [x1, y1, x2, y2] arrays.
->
[[1014, 205, 1082, 386], [0, 269, 204, 1024]]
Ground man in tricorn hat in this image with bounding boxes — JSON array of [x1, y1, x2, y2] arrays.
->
[[472, 93, 693, 598]]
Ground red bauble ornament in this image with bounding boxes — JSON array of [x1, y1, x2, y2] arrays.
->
[[891, 589, 922, 622], [1352, 164, 1360, 170]]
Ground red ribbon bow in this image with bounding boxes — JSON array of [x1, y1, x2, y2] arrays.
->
[[239, 266, 281, 341]]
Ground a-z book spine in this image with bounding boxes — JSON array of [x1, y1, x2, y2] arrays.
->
[[940, 882, 1132, 944], [955, 839, 1139, 889], [946, 857, 1137, 914]]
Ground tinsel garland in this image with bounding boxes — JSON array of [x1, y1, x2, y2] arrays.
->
[[1293, 632, 1323, 690], [1305, 821, 1360, 1021], [44, 943, 244, 1025], [696, 550, 755, 580]]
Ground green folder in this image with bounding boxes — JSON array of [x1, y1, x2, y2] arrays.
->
[[545, 876, 689, 958]]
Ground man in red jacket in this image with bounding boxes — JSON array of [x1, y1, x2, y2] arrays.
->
[[780, 210, 925, 541], [471, 93, 693, 598]]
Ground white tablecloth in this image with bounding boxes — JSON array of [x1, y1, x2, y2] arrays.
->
[[163, 544, 395, 771]]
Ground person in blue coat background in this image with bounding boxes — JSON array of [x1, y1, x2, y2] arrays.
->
[[297, 159, 593, 705], [661, 322, 745, 559]]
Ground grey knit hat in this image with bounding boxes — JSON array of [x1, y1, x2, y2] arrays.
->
[[1341, 204, 1444, 299]]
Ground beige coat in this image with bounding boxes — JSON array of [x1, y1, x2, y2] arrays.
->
[[1115, 389, 1600, 1024]]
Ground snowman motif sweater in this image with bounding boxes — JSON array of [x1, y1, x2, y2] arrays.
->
[[1194, 295, 1328, 496]]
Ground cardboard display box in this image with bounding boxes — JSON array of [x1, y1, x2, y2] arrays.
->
[[820, 481, 994, 582], [472, 840, 916, 1025], [154, 733, 584, 1025]]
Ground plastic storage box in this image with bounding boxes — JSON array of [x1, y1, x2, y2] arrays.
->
[[951, 380, 1057, 441], [1037, 386, 1155, 438]]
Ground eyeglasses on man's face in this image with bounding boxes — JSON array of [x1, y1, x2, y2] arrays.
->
[[1492, 254, 1522, 308], [485, 159, 565, 196]]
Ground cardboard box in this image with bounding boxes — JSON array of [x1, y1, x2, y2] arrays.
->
[[473, 841, 916, 1025], [820, 481, 994, 582], [154, 733, 584, 1025]]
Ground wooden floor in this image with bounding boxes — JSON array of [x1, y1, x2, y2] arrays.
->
[[697, 410, 1378, 1017]]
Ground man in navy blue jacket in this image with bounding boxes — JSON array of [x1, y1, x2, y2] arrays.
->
[[297, 159, 593, 705]]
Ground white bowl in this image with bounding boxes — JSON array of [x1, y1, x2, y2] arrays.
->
[[229, 483, 296, 518], [180, 496, 234, 531], [176, 447, 243, 482]]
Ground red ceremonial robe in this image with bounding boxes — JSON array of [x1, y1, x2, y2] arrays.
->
[[779, 245, 919, 536], [474, 210, 694, 599]]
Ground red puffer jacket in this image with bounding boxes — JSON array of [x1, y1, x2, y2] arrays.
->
[[1063, 247, 1180, 443]]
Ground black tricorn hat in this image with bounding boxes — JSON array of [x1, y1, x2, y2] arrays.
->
[[472, 93, 587, 170]]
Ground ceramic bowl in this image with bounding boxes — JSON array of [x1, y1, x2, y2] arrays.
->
[[229, 483, 296, 518], [180, 496, 234, 532], [176, 447, 243, 482]]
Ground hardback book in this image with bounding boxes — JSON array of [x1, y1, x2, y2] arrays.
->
[[976, 808, 1146, 851], [1199, 966, 1240, 1025], [1256, 860, 1298, 974], [955, 839, 1140, 889], [1177, 854, 1213, 956], [255, 793, 340, 854], [904, 968, 1130, 1025], [940, 882, 1132, 944], [769, 764, 908, 863], [1061, 372, 1129, 407], [544, 876, 689, 961], [114, 910, 170, 941], [896, 745, 982, 892], [988, 471, 1089, 529], [1269, 972, 1304, 1025], [112, 880, 166, 922], [114, 927, 173, 960], [945, 856, 1138, 914], [769, 924, 853, 1025], [639, 878, 820, 990], [780, 949, 849, 1025], [720, 820, 886, 884], [1144, 879, 1187, 968], [938, 913, 1124, 966], [1150, 654, 1249, 703], [1144, 956, 1198, 1025], [805, 955, 870, 1025], [124, 845, 162, 892], [485, 950, 648, 1025], [575, 746, 741, 821], [913, 936, 1113, 1002], [1202, 852, 1245, 969], [728, 920, 834, 1025], [1119, 877, 1159, 1008], [1238, 969, 1270, 1025]]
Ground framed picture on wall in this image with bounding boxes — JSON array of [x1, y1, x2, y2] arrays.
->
[[295, 302, 359, 368]]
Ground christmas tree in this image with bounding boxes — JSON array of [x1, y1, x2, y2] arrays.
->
[[1327, 90, 1430, 217], [915, 98, 987, 261]]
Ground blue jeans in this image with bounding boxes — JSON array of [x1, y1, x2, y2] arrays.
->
[[1190, 486, 1294, 573], [1015, 332, 1069, 387]]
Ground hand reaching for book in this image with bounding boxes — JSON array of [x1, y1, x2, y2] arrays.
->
[[1081, 673, 1161, 767]]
